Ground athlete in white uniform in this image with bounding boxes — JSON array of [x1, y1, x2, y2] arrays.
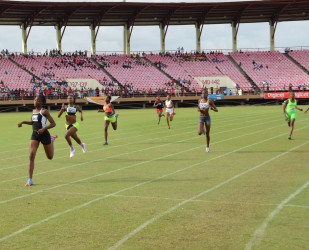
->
[[198, 91, 218, 152], [165, 94, 176, 129]]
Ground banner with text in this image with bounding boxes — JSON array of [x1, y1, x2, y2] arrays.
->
[[85, 96, 119, 105], [194, 76, 236, 89], [265, 92, 309, 99], [66, 79, 102, 90]]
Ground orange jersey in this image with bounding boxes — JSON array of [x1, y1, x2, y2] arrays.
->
[[103, 103, 112, 113]]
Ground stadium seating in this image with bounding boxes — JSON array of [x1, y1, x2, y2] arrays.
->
[[145, 54, 251, 90], [229, 51, 309, 90], [287, 50, 309, 71], [0, 58, 33, 89], [12, 56, 112, 86], [93, 55, 171, 90]]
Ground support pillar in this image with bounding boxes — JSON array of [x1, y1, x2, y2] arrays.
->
[[21, 24, 28, 55], [16, 106, 19, 112], [160, 23, 166, 54], [56, 25, 62, 53], [195, 23, 201, 53], [232, 22, 237, 52], [123, 23, 130, 55], [175, 102, 178, 108], [270, 21, 275, 52], [91, 25, 96, 55], [142, 103, 146, 109]]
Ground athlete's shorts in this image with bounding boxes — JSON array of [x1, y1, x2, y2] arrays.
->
[[66, 122, 79, 131], [166, 108, 174, 115], [157, 108, 163, 114], [31, 130, 51, 145], [286, 112, 297, 122], [199, 115, 211, 126], [105, 115, 117, 123]]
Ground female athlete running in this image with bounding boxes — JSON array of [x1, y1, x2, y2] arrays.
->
[[153, 96, 165, 125], [18, 95, 57, 186], [98, 95, 118, 145], [283, 91, 303, 140], [198, 91, 218, 152], [165, 94, 176, 129], [58, 95, 86, 158]]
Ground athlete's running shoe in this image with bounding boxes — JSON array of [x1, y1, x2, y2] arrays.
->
[[81, 143, 86, 153], [288, 136, 291, 140], [103, 142, 108, 146], [25, 179, 34, 187], [206, 147, 210, 153], [70, 148, 76, 158], [51, 135, 58, 142]]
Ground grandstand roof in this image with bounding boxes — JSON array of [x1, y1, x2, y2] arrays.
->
[[0, 0, 309, 27]]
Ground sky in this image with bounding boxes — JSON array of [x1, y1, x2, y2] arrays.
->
[[0, 0, 308, 53]]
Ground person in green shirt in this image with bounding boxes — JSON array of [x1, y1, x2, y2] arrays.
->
[[283, 91, 303, 140]]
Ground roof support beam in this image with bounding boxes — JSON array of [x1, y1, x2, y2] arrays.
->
[[195, 7, 214, 52]]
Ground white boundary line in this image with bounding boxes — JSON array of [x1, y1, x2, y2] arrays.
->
[[1, 126, 307, 242], [244, 180, 309, 250], [109, 141, 309, 250], [0, 120, 287, 203]]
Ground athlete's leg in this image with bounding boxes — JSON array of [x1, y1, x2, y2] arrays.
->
[[205, 124, 211, 148], [105, 120, 110, 143], [65, 126, 78, 146], [289, 119, 295, 137], [111, 118, 117, 130], [28, 140, 40, 179], [198, 122, 205, 135], [43, 141, 54, 160], [166, 112, 170, 129], [158, 111, 163, 125]]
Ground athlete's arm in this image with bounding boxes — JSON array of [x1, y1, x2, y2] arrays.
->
[[58, 103, 65, 118], [98, 107, 105, 112], [153, 101, 158, 108], [305, 108, 309, 114], [109, 103, 116, 117], [77, 106, 83, 121], [18, 121, 33, 127], [38, 109, 56, 134], [296, 106, 303, 111], [210, 101, 218, 112], [197, 100, 201, 112], [283, 100, 288, 120]]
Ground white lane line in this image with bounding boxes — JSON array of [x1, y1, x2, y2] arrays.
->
[[245, 180, 309, 250], [2, 188, 308, 210], [0, 115, 282, 182], [0, 109, 268, 153], [0, 120, 287, 204], [0, 110, 275, 160], [109, 141, 309, 250], [1, 127, 307, 242]]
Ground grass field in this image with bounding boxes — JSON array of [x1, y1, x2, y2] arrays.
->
[[0, 106, 308, 249]]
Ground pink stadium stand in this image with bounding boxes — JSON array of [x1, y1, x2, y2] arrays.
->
[[93, 55, 171, 90], [288, 50, 309, 71], [0, 58, 33, 89], [230, 51, 309, 90], [145, 54, 251, 90], [12, 56, 112, 86]]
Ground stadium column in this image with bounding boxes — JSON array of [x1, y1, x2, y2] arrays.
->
[[195, 23, 201, 53], [21, 23, 28, 55], [160, 23, 166, 54], [91, 24, 96, 55], [123, 23, 130, 55], [56, 26, 62, 52], [232, 21, 238, 52], [270, 21, 275, 52]]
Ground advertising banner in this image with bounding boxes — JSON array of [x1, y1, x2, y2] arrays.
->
[[194, 76, 236, 89], [264, 92, 309, 99], [208, 94, 225, 101], [66, 79, 102, 90], [85, 96, 119, 105]]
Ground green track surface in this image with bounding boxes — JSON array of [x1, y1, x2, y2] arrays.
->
[[0, 106, 308, 249]]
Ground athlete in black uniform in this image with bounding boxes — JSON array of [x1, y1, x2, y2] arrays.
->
[[18, 95, 57, 186], [153, 96, 165, 125], [58, 95, 85, 158]]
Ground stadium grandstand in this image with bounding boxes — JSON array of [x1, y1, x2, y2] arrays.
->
[[0, 0, 308, 104]]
